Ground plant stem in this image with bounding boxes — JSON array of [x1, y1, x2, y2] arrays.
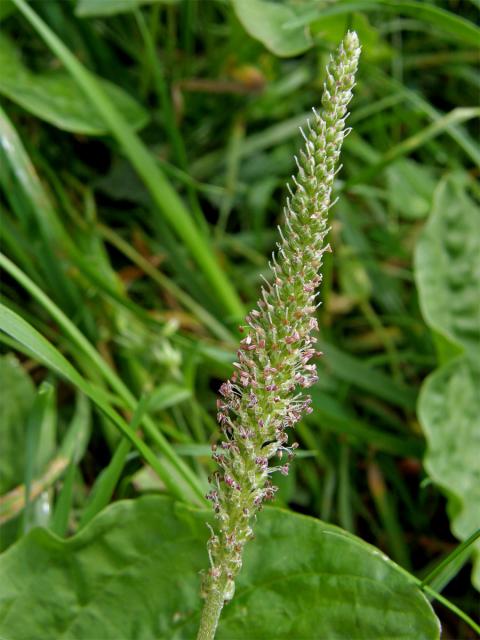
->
[[196, 588, 225, 640], [421, 584, 480, 635]]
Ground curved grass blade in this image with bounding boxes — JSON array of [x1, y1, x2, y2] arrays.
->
[[0, 252, 205, 504], [285, 1, 480, 48], [369, 69, 480, 169], [78, 394, 150, 530], [23, 382, 56, 533], [98, 224, 234, 343], [0, 105, 93, 332], [347, 107, 480, 187], [0, 302, 204, 505], [11, 0, 243, 320]]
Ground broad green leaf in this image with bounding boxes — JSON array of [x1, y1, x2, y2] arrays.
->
[[415, 174, 480, 589], [0, 496, 440, 639], [0, 354, 34, 494], [309, 11, 390, 61], [231, 0, 312, 57], [415, 174, 480, 353], [386, 159, 436, 220], [338, 245, 372, 302], [286, 1, 480, 48], [0, 34, 148, 135], [418, 357, 480, 590]]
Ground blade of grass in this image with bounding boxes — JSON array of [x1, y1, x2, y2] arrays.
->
[[191, 112, 310, 181], [0, 106, 95, 335], [420, 584, 480, 635], [50, 392, 92, 536], [421, 528, 480, 590], [346, 107, 480, 187], [12, 0, 243, 320], [370, 68, 480, 168], [310, 399, 423, 458], [80, 384, 193, 529], [0, 295, 205, 506], [79, 393, 150, 529], [49, 460, 76, 537], [338, 443, 354, 532], [2, 121, 197, 341], [0, 211, 43, 286], [367, 459, 411, 569], [285, 1, 480, 48], [193, 80, 478, 183], [359, 299, 403, 384], [23, 382, 56, 533], [0, 252, 205, 504], [97, 224, 234, 342], [318, 340, 417, 410], [216, 116, 245, 239], [133, 8, 208, 236], [1, 101, 229, 339]]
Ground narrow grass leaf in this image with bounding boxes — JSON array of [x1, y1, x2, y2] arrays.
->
[[0, 354, 35, 494], [23, 382, 56, 533], [415, 174, 480, 355], [0, 252, 205, 503], [347, 108, 480, 187], [0, 302, 204, 505], [79, 388, 180, 529], [76, 0, 177, 17], [319, 340, 417, 410], [12, 0, 243, 319], [286, 1, 480, 47], [49, 461, 76, 537], [418, 356, 480, 590]]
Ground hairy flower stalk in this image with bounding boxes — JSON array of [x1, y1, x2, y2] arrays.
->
[[197, 32, 360, 640]]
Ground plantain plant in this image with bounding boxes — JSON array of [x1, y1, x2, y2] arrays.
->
[[197, 32, 361, 640], [1, 2, 479, 638]]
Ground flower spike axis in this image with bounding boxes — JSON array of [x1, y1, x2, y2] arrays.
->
[[197, 31, 361, 640]]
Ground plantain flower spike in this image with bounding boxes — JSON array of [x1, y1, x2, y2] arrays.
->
[[198, 31, 361, 640]]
